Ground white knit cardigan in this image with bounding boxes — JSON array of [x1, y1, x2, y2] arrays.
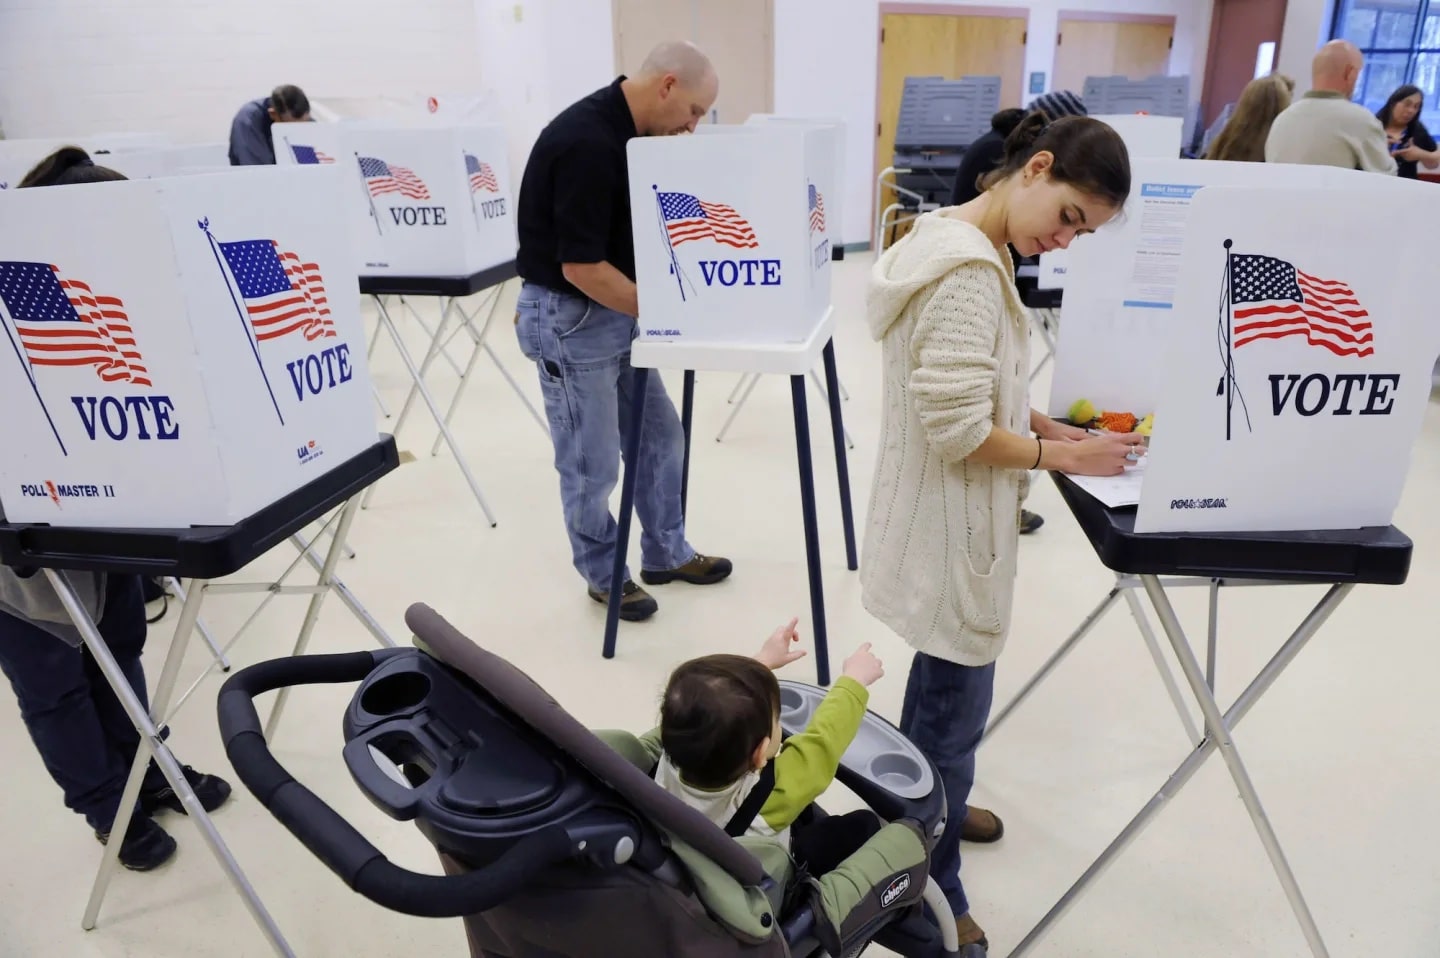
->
[[860, 211, 1032, 667]]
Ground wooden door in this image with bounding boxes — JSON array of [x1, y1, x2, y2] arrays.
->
[[875, 12, 1027, 242], [612, 0, 773, 124], [693, 0, 774, 124], [1052, 19, 1175, 94], [1202, 0, 1288, 127]]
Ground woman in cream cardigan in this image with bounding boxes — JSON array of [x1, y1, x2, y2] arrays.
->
[[862, 113, 1144, 951]]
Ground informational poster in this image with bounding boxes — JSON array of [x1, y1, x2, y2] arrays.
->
[[1122, 182, 1202, 309]]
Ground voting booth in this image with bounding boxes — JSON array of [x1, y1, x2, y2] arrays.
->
[[988, 158, 1439, 958], [628, 128, 832, 352], [0, 164, 400, 954], [0, 166, 378, 528], [0, 133, 173, 190], [272, 120, 516, 278], [606, 127, 855, 686], [97, 143, 230, 180]]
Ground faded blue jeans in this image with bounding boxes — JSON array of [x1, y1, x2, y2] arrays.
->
[[514, 283, 694, 591], [899, 652, 997, 920]]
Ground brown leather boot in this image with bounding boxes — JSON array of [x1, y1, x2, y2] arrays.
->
[[588, 580, 658, 621], [639, 553, 733, 586], [960, 805, 1005, 843], [956, 913, 989, 950]]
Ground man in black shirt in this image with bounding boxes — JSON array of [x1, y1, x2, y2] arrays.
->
[[514, 42, 729, 621]]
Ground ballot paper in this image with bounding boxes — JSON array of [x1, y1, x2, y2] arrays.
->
[[1064, 455, 1148, 509]]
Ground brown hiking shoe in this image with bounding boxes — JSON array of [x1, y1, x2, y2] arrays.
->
[[587, 580, 658, 621], [956, 913, 988, 950], [639, 553, 733, 586], [960, 805, 1004, 843]]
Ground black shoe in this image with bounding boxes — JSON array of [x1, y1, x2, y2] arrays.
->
[[95, 815, 177, 872], [139, 766, 233, 816], [639, 554, 733, 586], [1020, 510, 1044, 535], [588, 580, 659, 621]]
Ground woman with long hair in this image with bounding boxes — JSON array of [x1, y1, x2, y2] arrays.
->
[[1204, 73, 1294, 162]]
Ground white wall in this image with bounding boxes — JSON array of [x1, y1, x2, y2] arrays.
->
[[775, 0, 1214, 247], [1277, 0, 1336, 95], [472, 0, 616, 182], [0, 0, 484, 144]]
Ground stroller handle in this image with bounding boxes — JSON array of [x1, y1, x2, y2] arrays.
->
[[217, 652, 576, 918]]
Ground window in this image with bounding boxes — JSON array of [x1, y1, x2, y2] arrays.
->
[[1333, 0, 1440, 130]]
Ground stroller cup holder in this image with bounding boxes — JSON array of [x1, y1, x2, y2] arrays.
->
[[343, 650, 648, 871], [778, 680, 946, 837]]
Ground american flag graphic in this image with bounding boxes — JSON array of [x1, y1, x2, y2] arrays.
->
[[358, 155, 431, 200], [808, 183, 826, 234], [1230, 254, 1373, 357], [657, 191, 759, 249], [217, 240, 337, 343], [289, 144, 334, 165], [0, 261, 151, 386], [464, 154, 499, 193]]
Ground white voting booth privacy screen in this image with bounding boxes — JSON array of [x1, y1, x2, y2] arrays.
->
[[1135, 183, 1440, 533], [627, 128, 832, 354], [1037, 114, 1183, 290], [272, 121, 515, 277], [744, 114, 846, 254], [94, 144, 231, 181], [0, 167, 377, 527]]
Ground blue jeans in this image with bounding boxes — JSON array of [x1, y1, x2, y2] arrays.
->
[[0, 576, 166, 831], [514, 283, 694, 591], [899, 652, 997, 919]]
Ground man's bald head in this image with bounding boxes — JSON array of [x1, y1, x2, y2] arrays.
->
[[623, 41, 720, 136], [1312, 39, 1364, 97]]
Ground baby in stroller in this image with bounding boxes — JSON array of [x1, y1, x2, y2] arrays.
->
[[654, 619, 888, 879], [218, 604, 976, 957]]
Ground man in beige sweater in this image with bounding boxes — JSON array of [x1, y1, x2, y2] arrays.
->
[[1266, 40, 1397, 174]]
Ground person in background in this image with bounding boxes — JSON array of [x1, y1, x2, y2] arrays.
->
[[1377, 84, 1440, 179], [1265, 41, 1396, 174], [950, 108, 1026, 207], [0, 149, 234, 873], [1203, 73, 1294, 162], [513, 42, 731, 623], [228, 84, 312, 166], [863, 115, 1140, 950]]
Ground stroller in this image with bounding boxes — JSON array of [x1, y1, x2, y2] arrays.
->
[[217, 604, 977, 957]]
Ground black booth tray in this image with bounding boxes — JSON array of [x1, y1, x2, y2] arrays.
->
[[0, 437, 400, 580], [1053, 473, 1412, 586], [358, 261, 518, 298]]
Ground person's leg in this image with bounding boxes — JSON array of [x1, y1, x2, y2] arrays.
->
[[615, 363, 694, 574], [518, 288, 634, 592], [0, 607, 139, 831], [791, 808, 884, 877], [898, 652, 996, 940], [81, 576, 231, 814]]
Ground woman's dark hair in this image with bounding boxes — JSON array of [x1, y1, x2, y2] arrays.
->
[[17, 146, 127, 188], [1377, 84, 1424, 128], [659, 654, 780, 790], [978, 112, 1131, 209], [271, 84, 311, 120], [989, 108, 1026, 137]]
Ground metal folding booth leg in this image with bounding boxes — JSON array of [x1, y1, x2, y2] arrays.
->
[[1004, 582, 1356, 958], [716, 367, 855, 449], [53, 574, 294, 956], [1029, 308, 1059, 383], [604, 349, 854, 686], [362, 293, 498, 526], [167, 576, 231, 672], [426, 283, 549, 455], [984, 575, 1201, 747]]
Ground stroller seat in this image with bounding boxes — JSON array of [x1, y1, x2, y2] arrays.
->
[[217, 604, 975, 957]]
